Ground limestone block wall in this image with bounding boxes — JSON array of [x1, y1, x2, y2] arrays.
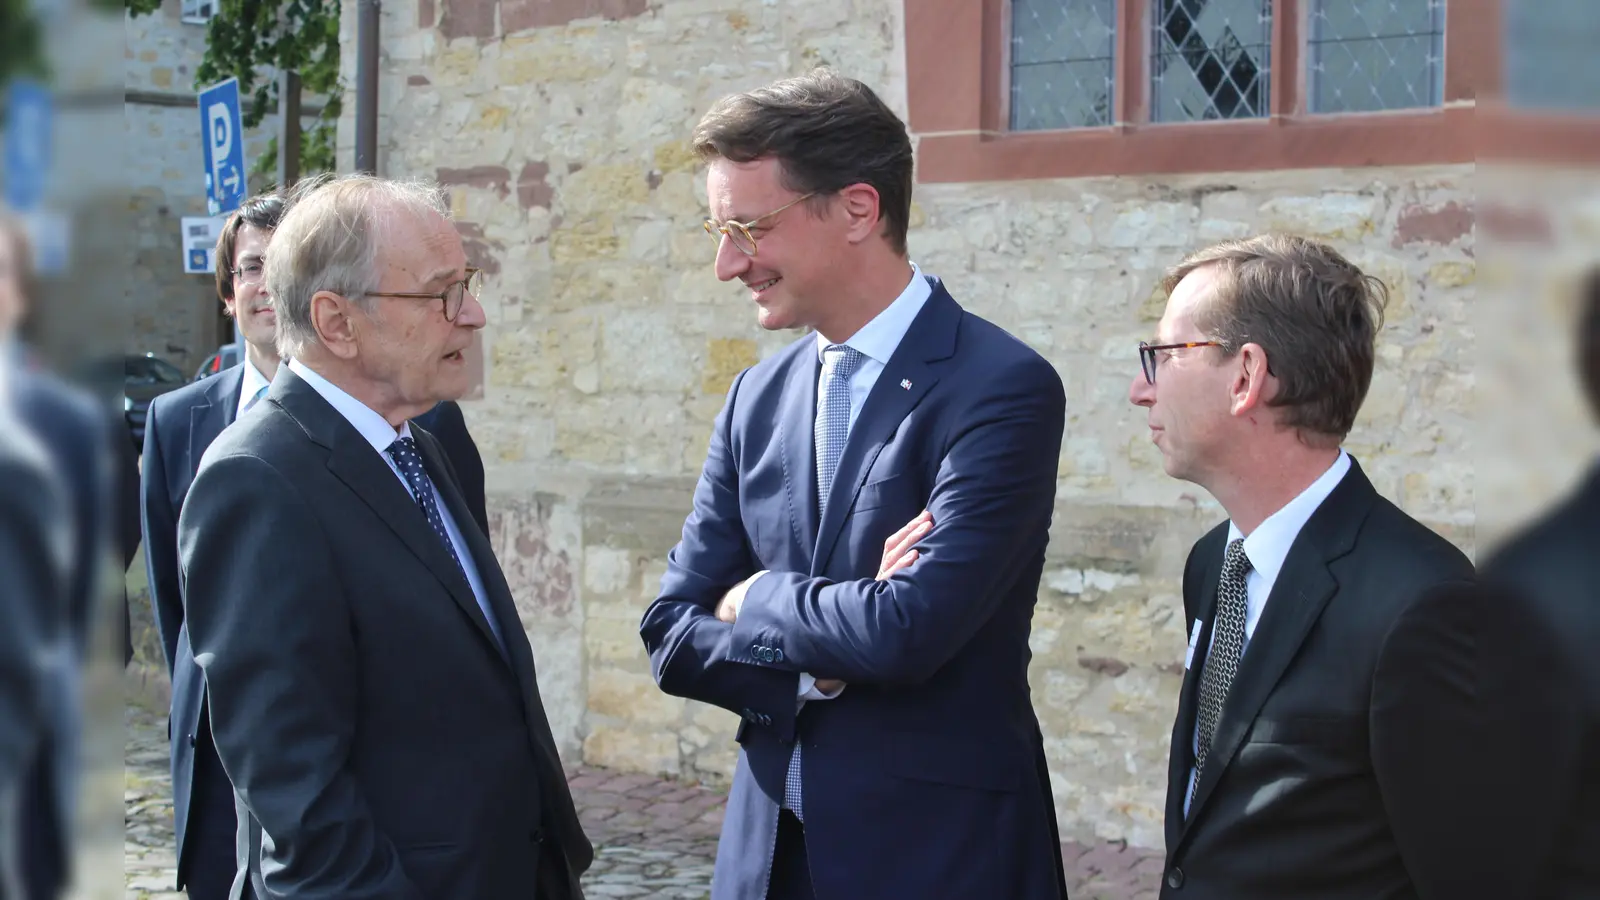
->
[[342, 0, 1477, 848]]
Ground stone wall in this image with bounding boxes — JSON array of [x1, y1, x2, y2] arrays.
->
[[342, 0, 1478, 849], [125, 0, 284, 370]]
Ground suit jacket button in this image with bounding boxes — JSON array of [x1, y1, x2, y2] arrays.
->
[[529, 828, 543, 843], [187, 733, 197, 747], [1166, 867, 1184, 889], [773, 649, 784, 662], [760, 714, 771, 726]]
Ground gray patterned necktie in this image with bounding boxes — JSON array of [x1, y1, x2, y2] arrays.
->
[[783, 343, 865, 824], [1189, 538, 1252, 813]]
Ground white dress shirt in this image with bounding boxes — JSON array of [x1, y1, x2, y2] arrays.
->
[[743, 263, 934, 703], [287, 359, 503, 648], [1184, 448, 1351, 815], [235, 358, 272, 420]]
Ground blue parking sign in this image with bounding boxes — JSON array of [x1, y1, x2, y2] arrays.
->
[[197, 78, 247, 216], [4, 80, 53, 212]]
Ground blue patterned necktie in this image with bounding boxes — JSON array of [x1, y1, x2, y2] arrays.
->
[[784, 343, 866, 824], [386, 437, 465, 578]]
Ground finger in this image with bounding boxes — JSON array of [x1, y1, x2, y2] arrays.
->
[[877, 548, 918, 581], [882, 510, 930, 553]]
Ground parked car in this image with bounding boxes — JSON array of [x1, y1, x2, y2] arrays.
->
[[192, 343, 243, 382], [123, 352, 188, 451]]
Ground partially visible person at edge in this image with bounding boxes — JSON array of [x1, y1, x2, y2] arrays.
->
[[1, 208, 117, 900]]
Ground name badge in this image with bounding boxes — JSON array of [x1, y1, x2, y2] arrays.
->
[[1184, 619, 1204, 671]]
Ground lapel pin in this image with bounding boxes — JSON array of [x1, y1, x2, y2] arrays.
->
[[900, 379, 912, 390]]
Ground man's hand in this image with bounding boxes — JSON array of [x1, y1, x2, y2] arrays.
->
[[878, 510, 932, 580], [715, 571, 762, 623]]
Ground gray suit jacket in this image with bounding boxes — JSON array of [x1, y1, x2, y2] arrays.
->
[[177, 367, 591, 900]]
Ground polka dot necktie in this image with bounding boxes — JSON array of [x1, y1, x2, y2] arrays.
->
[[1189, 538, 1252, 814], [386, 436, 465, 579]]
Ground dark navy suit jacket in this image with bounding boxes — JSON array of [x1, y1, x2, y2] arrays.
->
[[140, 363, 245, 888], [642, 279, 1070, 900]]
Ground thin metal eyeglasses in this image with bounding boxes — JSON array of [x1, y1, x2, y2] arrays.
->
[[1139, 340, 1222, 385], [703, 192, 817, 257], [232, 262, 266, 286], [365, 267, 484, 322]]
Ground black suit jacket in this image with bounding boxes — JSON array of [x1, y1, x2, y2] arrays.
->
[[1472, 463, 1600, 900], [1161, 457, 1479, 900], [177, 367, 591, 900], [139, 363, 245, 887]]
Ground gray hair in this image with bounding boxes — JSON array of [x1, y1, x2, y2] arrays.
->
[[265, 173, 452, 360]]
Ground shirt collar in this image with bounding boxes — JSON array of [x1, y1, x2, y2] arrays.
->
[[814, 262, 932, 365], [238, 357, 271, 408], [287, 358, 413, 456], [1228, 449, 1351, 584]]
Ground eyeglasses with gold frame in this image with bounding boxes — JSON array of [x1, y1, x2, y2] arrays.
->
[[703, 192, 818, 257]]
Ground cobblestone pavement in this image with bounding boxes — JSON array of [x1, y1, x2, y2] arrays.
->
[[123, 687, 1159, 900]]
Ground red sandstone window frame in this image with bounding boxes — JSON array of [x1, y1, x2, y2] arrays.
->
[[905, 0, 1600, 183]]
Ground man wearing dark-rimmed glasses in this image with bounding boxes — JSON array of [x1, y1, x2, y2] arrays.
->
[[1129, 234, 1478, 899]]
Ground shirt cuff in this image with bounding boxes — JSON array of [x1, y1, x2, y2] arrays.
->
[[733, 570, 768, 619], [797, 672, 846, 702]]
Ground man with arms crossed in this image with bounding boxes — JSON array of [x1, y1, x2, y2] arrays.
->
[[1130, 234, 1479, 899], [177, 174, 590, 899], [641, 69, 1070, 900]]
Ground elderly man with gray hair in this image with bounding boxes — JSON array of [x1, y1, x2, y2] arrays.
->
[[177, 173, 591, 900]]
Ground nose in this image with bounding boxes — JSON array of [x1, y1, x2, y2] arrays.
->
[[1129, 372, 1155, 407], [455, 290, 487, 329], [712, 234, 751, 283]]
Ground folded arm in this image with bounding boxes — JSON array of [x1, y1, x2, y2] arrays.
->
[[729, 358, 1066, 686], [179, 454, 423, 900], [640, 371, 806, 734]]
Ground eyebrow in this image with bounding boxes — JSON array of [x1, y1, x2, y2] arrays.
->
[[424, 266, 461, 287]]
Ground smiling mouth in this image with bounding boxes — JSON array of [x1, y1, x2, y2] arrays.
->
[[747, 277, 780, 294]]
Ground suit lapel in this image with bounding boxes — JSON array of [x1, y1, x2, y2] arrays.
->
[[1165, 534, 1222, 856], [778, 350, 822, 561], [185, 366, 244, 478], [414, 430, 519, 671], [1175, 459, 1376, 847], [273, 369, 507, 661], [812, 283, 960, 573]]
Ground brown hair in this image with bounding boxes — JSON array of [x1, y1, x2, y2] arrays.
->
[[1580, 265, 1600, 422], [1162, 233, 1389, 442], [692, 67, 914, 255], [214, 191, 286, 303]]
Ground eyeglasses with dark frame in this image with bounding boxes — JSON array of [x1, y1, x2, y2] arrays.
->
[[1138, 340, 1222, 385], [364, 267, 484, 322], [703, 192, 818, 257]]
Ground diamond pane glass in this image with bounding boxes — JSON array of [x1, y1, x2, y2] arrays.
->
[[1010, 0, 1117, 130], [1150, 0, 1272, 123], [1505, 0, 1600, 112], [1308, 0, 1444, 113]]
